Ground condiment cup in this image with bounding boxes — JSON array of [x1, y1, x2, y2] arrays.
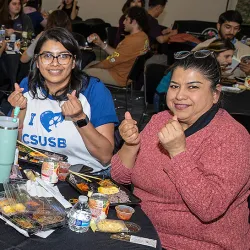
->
[[115, 205, 135, 220]]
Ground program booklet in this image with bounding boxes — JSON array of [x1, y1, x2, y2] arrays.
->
[[240, 55, 250, 64], [226, 56, 240, 73]]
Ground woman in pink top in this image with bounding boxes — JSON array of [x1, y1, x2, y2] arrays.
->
[[111, 50, 250, 250]]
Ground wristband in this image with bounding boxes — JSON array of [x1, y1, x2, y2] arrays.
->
[[102, 43, 108, 50]]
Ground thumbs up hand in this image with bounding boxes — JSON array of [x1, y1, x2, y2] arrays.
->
[[8, 83, 27, 110], [119, 111, 140, 145], [158, 115, 186, 158]]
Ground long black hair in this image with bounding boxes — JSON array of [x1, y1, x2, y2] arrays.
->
[[29, 27, 89, 101]]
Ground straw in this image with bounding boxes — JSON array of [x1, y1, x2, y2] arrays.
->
[[12, 107, 20, 123]]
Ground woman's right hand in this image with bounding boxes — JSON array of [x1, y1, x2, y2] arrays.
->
[[8, 83, 27, 110], [119, 112, 140, 145]]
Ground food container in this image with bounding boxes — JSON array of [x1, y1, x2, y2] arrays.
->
[[96, 219, 128, 233], [115, 205, 135, 220], [0, 181, 66, 235], [41, 158, 60, 184], [57, 162, 71, 181], [89, 193, 110, 220]]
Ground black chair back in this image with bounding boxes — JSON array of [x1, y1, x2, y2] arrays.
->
[[144, 63, 169, 104], [105, 26, 118, 48], [90, 23, 111, 41], [128, 52, 151, 83], [84, 18, 105, 25], [72, 21, 92, 38], [72, 32, 87, 46]]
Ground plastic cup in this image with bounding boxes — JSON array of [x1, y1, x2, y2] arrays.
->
[[0, 116, 19, 183], [57, 162, 71, 181]]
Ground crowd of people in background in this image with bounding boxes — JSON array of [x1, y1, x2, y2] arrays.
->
[[0, 0, 250, 249]]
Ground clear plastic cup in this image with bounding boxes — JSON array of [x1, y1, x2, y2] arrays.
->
[[57, 162, 71, 181]]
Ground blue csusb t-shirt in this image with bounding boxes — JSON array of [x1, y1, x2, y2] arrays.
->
[[19, 76, 118, 172]]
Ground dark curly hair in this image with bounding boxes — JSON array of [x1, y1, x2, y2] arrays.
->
[[29, 27, 89, 101], [124, 6, 149, 33]]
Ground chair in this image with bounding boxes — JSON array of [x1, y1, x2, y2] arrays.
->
[[84, 18, 106, 25], [230, 113, 250, 133], [72, 21, 92, 39], [105, 52, 151, 111], [138, 63, 169, 128], [105, 26, 118, 48], [72, 32, 87, 47]]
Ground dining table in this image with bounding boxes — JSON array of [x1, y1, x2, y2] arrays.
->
[[0, 163, 162, 250]]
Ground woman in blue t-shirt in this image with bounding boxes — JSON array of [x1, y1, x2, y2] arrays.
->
[[8, 27, 118, 174]]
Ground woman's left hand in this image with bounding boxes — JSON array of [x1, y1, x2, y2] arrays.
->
[[61, 90, 85, 121], [158, 115, 186, 158]]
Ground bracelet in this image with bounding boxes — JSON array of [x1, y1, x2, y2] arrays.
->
[[102, 43, 108, 50]]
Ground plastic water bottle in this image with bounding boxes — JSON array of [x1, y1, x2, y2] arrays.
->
[[67, 195, 92, 233], [0, 25, 6, 42]]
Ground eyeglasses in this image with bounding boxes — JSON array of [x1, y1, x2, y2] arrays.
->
[[37, 52, 73, 65], [174, 50, 214, 60]]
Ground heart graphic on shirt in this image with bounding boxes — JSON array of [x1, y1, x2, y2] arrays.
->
[[40, 111, 64, 133]]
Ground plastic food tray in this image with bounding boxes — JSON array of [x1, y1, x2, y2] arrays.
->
[[66, 174, 141, 206], [0, 180, 66, 234], [17, 141, 68, 166]]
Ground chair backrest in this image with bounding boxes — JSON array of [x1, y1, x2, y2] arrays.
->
[[90, 23, 111, 41], [127, 52, 151, 83], [231, 113, 250, 133], [84, 18, 105, 26], [105, 26, 118, 48], [72, 21, 92, 38], [172, 20, 217, 34], [72, 32, 87, 47], [144, 63, 169, 104]]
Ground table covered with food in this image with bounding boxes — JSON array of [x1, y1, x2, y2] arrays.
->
[[0, 142, 162, 250]]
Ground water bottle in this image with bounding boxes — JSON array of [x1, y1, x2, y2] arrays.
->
[[67, 195, 92, 233], [0, 25, 6, 42]]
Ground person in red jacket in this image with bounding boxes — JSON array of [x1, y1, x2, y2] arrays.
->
[[111, 50, 250, 250]]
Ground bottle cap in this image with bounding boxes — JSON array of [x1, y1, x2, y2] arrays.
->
[[79, 195, 88, 203]]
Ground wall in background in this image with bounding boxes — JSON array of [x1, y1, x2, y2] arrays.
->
[[42, 0, 238, 27]]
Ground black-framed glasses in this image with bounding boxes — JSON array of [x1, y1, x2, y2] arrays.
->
[[37, 52, 73, 65], [174, 50, 214, 60]]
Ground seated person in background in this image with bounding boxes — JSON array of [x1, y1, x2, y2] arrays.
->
[[21, 10, 96, 68], [147, 0, 177, 45], [193, 10, 250, 77], [154, 39, 235, 112], [58, 0, 79, 21], [8, 27, 118, 175], [5, 0, 34, 39], [114, 0, 145, 47], [23, 0, 47, 36], [111, 51, 250, 249], [84, 6, 149, 87], [145, 0, 177, 66], [21, 10, 72, 63]]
